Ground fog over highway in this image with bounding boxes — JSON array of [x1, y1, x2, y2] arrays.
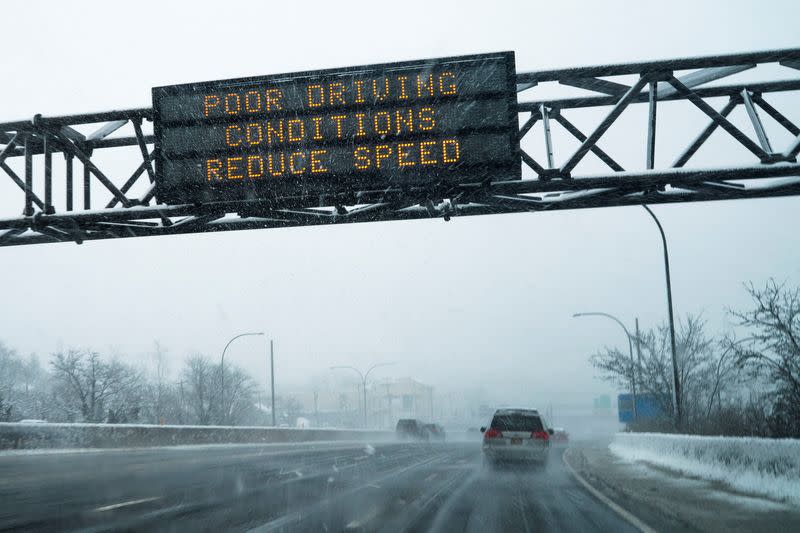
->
[[1, 1, 799, 532]]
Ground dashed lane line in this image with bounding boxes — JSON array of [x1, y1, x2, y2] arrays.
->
[[93, 497, 160, 512]]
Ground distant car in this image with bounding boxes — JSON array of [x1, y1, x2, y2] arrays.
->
[[395, 419, 428, 441], [481, 408, 552, 468], [552, 427, 569, 446], [424, 423, 446, 441]]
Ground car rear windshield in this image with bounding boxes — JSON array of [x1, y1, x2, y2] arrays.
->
[[491, 413, 544, 432]]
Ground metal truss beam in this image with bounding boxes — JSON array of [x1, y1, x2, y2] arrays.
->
[[1, 48, 799, 248]]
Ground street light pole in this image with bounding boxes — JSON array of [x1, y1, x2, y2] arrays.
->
[[642, 205, 681, 428], [635, 318, 642, 366], [220, 332, 264, 425], [573, 312, 637, 421], [331, 362, 395, 428]]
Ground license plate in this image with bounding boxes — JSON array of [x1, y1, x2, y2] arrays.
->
[[511, 437, 523, 445]]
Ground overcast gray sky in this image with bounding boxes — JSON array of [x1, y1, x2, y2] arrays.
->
[[1, 0, 798, 409]]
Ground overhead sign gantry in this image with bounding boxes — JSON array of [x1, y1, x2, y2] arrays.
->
[[0, 48, 799, 247]]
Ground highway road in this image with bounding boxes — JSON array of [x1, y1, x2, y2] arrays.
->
[[0, 441, 638, 532]]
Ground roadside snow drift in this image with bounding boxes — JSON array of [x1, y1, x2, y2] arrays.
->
[[610, 432, 800, 505]]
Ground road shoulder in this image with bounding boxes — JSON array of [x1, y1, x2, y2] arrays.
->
[[565, 444, 800, 533]]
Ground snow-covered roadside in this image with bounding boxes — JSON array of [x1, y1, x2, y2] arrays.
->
[[610, 432, 800, 505]]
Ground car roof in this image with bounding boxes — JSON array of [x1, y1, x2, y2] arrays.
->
[[492, 408, 540, 416]]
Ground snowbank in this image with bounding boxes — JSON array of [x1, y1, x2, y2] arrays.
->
[[0, 421, 391, 450], [610, 432, 800, 505]]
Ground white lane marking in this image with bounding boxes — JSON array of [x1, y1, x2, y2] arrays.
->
[[93, 497, 159, 512], [562, 450, 657, 533], [248, 454, 444, 532], [424, 473, 438, 482]]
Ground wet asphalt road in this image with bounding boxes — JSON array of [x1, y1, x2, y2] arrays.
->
[[0, 441, 638, 532]]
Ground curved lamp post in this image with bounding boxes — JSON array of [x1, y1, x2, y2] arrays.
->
[[573, 312, 637, 421], [330, 362, 395, 428], [220, 332, 264, 425], [642, 205, 681, 428]]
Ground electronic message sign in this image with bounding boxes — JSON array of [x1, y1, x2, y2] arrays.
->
[[152, 52, 520, 205]]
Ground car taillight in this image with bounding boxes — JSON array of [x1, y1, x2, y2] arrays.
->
[[531, 431, 549, 440], [484, 428, 503, 439]]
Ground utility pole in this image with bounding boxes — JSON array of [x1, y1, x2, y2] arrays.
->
[[385, 381, 392, 429], [270, 339, 276, 427], [178, 380, 185, 425], [635, 318, 642, 365], [313, 390, 319, 427], [429, 387, 434, 421]]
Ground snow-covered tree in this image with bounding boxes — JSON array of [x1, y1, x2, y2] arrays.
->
[[730, 280, 800, 437]]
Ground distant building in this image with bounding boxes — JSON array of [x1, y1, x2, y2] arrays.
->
[[367, 378, 433, 429], [276, 377, 434, 429], [592, 394, 613, 416]]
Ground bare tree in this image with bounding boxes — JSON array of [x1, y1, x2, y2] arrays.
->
[[150, 341, 169, 424], [590, 315, 737, 429], [0, 343, 54, 421], [180, 355, 258, 425], [729, 280, 800, 437], [703, 339, 741, 420], [0, 342, 23, 417], [183, 355, 216, 425], [219, 365, 257, 425], [277, 395, 303, 426], [50, 349, 142, 423], [0, 393, 11, 421]]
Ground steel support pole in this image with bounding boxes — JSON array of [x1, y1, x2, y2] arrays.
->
[[741, 90, 773, 152], [363, 378, 368, 428], [65, 154, 73, 211], [44, 135, 53, 214], [23, 135, 33, 216], [83, 163, 90, 210], [642, 206, 681, 427], [647, 82, 658, 169], [541, 104, 554, 169]]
